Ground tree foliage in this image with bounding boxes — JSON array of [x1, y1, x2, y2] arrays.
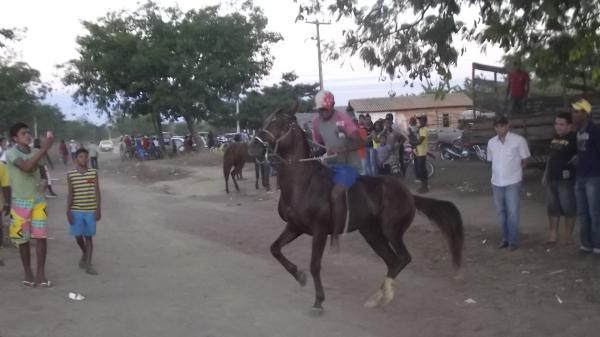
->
[[62, 0, 281, 145], [296, 0, 600, 88], [238, 72, 320, 130], [0, 28, 53, 133]]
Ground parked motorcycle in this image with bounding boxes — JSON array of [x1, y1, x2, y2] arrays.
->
[[438, 137, 487, 162], [403, 144, 436, 178]]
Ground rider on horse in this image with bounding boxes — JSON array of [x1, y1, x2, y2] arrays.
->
[[311, 90, 365, 249]]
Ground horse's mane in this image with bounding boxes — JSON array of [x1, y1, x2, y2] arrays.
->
[[292, 113, 316, 158]]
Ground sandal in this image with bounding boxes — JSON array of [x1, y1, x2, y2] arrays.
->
[[22, 280, 36, 288]]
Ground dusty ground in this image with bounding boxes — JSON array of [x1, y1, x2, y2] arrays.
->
[[1, 151, 599, 337]]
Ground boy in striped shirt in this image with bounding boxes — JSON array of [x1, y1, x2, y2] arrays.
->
[[67, 148, 101, 275]]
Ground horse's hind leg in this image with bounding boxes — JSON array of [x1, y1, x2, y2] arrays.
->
[[231, 167, 240, 192], [270, 224, 306, 286], [224, 165, 231, 193], [310, 228, 328, 315], [359, 225, 403, 308]]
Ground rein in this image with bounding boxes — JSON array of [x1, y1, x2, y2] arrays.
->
[[256, 119, 351, 237], [254, 122, 333, 165]]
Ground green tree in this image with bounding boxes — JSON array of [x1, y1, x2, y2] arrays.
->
[[296, 0, 600, 88], [0, 28, 53, 133], [237, 72, 319, 130], [63, 1, 281, 148]]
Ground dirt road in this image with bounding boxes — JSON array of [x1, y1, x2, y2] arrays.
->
[[1, 153, 599, 337]]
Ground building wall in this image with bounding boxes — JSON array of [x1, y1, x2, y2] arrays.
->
[[354, 106, 470, 130], [392, 107, 468, 130]]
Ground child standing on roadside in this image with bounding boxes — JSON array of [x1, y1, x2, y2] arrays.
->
[[67, 148, 101, 275], [0, 160, 11, 252]]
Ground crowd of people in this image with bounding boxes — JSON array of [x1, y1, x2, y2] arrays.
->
[[486, 98, 599, 252], [120, 135, 163, 161], [310, 90, 599, 254], [306, 102, 431, 193], [119, 134, 208, 161], [0, 123, 102, 284]]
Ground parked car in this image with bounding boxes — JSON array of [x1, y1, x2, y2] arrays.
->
[[99, 140, 114, 152], [217, 132, 250, 145]]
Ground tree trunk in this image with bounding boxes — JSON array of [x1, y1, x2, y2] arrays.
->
[[183, 113, 203, 152], [561, 73, 568, 110], [152, 111, 166, 152]]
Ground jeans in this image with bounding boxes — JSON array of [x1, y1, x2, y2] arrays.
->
[[575, 176, 600, 249], [508, 96, 526, 116], [366, 148, 378, 176], [492, 182, 522, 245], [91, 157, 98, 170], [415, 155, 428, 184], [360, 158, 367, 175]]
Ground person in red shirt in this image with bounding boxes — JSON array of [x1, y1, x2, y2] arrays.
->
[[506, 61, 530, 116], [354, 117, 368, 175], [59, 140, 69, 165], [142, 136, 150, 151]]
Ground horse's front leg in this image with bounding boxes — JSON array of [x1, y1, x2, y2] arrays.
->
[[263, 164, 271, 191], [310, 228, 328, 315], [255, 161, 260, 190], [270, 224, 306, 286]]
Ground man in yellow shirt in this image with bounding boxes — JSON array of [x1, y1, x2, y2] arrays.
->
[[0, 161, 11, 259], [415, 116, 429, 193]]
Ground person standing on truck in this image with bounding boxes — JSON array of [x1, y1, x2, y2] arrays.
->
[[487, 116, 531, 251], [571, 98, 600, 254], [505, 60, 530, 116]]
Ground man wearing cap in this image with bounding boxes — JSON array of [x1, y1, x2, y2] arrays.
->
[[487, 116, 531, 250], [571, 98, 600, 254], [312, 90, 364, 249]]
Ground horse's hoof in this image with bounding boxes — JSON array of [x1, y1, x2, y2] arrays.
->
[[296, 270, 307, 287], [310, 307, 324, 316], [364, 298, 379, 309], [364, 289, 384, 308]]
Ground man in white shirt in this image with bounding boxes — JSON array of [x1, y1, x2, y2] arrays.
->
[[88, 142, 99, 169], [487, 116, 531, 250], [69, 140, 79, 161]]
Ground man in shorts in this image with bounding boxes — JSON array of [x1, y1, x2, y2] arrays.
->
[[543, 113, 577, 244], [312, 90, 364, 249], [6, 122, 54, 287], [67, 148, 101, 274]]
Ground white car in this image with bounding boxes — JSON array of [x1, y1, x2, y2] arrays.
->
[[99, 140, 114, 152]]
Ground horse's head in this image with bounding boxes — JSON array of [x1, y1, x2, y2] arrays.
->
[[251, 103, 300, 157]]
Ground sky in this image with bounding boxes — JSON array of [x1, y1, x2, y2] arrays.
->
[[0, 0, 505, 124]]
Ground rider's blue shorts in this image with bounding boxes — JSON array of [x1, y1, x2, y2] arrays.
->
[[330, 165, 359, 189]]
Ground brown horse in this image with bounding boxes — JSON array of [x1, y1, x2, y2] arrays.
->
[[249, 105, 464, 314], [223, 141, 271, 193]]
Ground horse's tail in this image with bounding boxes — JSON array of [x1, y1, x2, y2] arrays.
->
[[413, 195, 464, 269]]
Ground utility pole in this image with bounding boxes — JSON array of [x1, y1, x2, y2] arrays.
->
[[236, 100, 240, 134], [306, 20, 330, 91]]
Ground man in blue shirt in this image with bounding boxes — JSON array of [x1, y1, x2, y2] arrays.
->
[[571, 99, 600, 254]]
